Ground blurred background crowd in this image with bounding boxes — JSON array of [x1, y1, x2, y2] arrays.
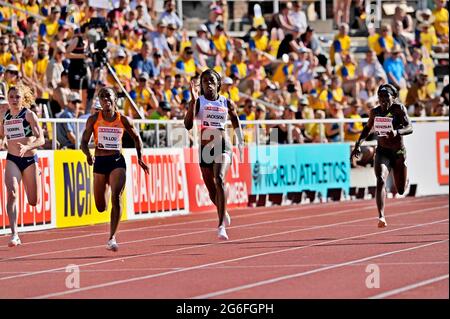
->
[[0, 0, 448, 152]]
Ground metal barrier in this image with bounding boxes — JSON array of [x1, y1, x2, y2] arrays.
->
[[39, 116, 449, 150]]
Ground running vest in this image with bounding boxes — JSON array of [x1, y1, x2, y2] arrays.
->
[[2, 108, 33, 140], [196, 95, 228, 130], [93, 112, 125, 151]]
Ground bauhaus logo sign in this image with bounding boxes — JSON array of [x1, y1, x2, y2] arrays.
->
[[436, 131, 449, 185]]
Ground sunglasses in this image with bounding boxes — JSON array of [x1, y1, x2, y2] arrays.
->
[[139, 78, 147, 82], [0, 43, 8, 46], [7, 71, 19, 75]]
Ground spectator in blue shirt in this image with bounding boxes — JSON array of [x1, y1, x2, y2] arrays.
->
[[56, 92, 81, 149], [383, 45, 408, 91], [130, 42, 155, 79]]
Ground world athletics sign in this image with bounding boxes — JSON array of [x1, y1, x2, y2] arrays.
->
[[250, 144, 350, 197]]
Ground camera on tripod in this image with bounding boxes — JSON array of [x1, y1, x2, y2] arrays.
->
[[81, 17, 110, 68]]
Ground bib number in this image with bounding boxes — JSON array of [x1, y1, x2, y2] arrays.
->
[[98, 127, 123, 150], [374, 117, 393, 137], [4, 119, 25, 140]]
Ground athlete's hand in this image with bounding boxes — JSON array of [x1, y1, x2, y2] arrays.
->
[[350, 145, 362, 161], [17, 143, 29, 157], [238, 143, 244, 163], [190, 80, 200, 101], [138, 158, 149, 174], [387, 130, 398, 139], [86, 154, 94, 166]]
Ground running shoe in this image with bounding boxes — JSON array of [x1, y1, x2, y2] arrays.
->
[[217, 225, 229, 240], [8, 234, 21, 247], [378, 217, 387, 228], [106, 237, 119, 251], [224, 211, 231, 227]]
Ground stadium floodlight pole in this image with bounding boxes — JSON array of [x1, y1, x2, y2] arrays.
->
[[0, 0, 78, 29], [104, 62, 145, 119]]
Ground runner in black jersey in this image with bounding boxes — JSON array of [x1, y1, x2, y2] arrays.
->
[[351, 84, 413, 227]]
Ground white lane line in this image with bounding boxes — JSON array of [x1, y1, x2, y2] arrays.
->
[[1, 196, 438, 264], [193, 239, 449, 299], [5, 198, 374, 246], [30, 216, 448, 298], [368, 274, 450, 299]]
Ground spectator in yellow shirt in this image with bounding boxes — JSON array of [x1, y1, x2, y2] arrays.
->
[[110, 48, 132, 91], [345, 100, 364, 142], [418, 22, 439, 54], [0, 37, 14, 68], [336, 54, 359, 97], [249, 24, 269, 52], [175, 46, 197, 80], [330, 23, 351, 66], [373, 24, 395, 64], [433, 0, 449, 43], [39, 7, 62, 44]]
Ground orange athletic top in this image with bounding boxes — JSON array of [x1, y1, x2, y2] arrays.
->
[[93, 112, 125, 151]]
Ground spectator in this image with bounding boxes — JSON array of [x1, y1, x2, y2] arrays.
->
[[272, 52, 297, 86], [39, 6, 62, 44], [405, 73, 441, 111], [294, 48, 316, 93], [136, 3, 155, 32], [166, 23, 179, 55], [271, 3, 295, 33], [66, 27, 88, 111], [391, 5, 414, 41], [300, 26, 328, 71], [239, 98, 256, 143], [56, 92, 82, 149], [406, 48, 425, 81], [411, 102, 427, 117], [127, 72, 158, 118], [383, 45, 408, 92], [334, 0, 352, 27], [358, 77, 379, 110], [374, 24, 395, 65], [289, 1, 308, 35], [250, 24, 270, 53], [46, 44, 65, 90], [204, 5, 223, 35], [130, 42, 155, 79], [276, 27, 303, 58], [159, 0, 183, 30], [326, 101, 344, 143], [193, 24, 216, 70], [4, 64, 20, 90], [357, 50, 387, 84], [345, 100, 364, 142], [175, 46, 197, 80], [393, 21, 412, 61], [329, 23, 351, 66], [0, 36, 15, 67], [336, 54, 359, 98], [50, 69, 71, 116], [433, 0, 449, 44], [417, 21, 439, 54], [110, 48, 132, 91], [147, 20, 172, 59]]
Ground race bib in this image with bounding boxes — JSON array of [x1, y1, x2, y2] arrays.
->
[[97, 126, 123, 150], [374, 117, 393, 137], [4, 119, 25, 140]]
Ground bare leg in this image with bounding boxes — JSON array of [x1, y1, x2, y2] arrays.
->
[[93, 173, 109, 212], [374, 152, 391, 220], [392, 154, 408, 196], [213, 154, 231, 227], [5, 161, 22, 237], [108, 168, 126, 240], [22, 163, 41, 207], [200, 167, 217, 206]]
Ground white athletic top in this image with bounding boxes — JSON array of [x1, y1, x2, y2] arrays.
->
[[196, 95, 229, 130]]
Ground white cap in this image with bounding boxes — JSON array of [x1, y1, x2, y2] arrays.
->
[[223, 77, 233, 85], [197, 24, 208, 33]]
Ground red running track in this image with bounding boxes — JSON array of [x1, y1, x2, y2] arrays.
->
[[0, 195, 448, 299]]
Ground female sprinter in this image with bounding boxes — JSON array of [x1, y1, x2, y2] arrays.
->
[[351, 84, 413, 227], [184, 69, 244, 240], [0, 84, 45, 247], [81, 87, 149, 251]]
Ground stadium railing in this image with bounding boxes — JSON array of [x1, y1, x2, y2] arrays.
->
[[39, 116, 449, 150]]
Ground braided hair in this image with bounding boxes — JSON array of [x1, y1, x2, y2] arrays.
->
[[199, 69, 222, 96]]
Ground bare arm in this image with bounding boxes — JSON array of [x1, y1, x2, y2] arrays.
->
[[184, 80, 199, 131], [355, 109, 375, 148], [396, 104, 413, 136], [227, 99, 244, 144], [121, 115, 149, 174], [80, 114, 97, 165], [18, 111, 45, 155]]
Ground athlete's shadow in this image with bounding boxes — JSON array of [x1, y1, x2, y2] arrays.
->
[[1, 254, 143, 262]]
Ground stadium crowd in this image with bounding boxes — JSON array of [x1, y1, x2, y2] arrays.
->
[[0, 0, 448, 151]]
